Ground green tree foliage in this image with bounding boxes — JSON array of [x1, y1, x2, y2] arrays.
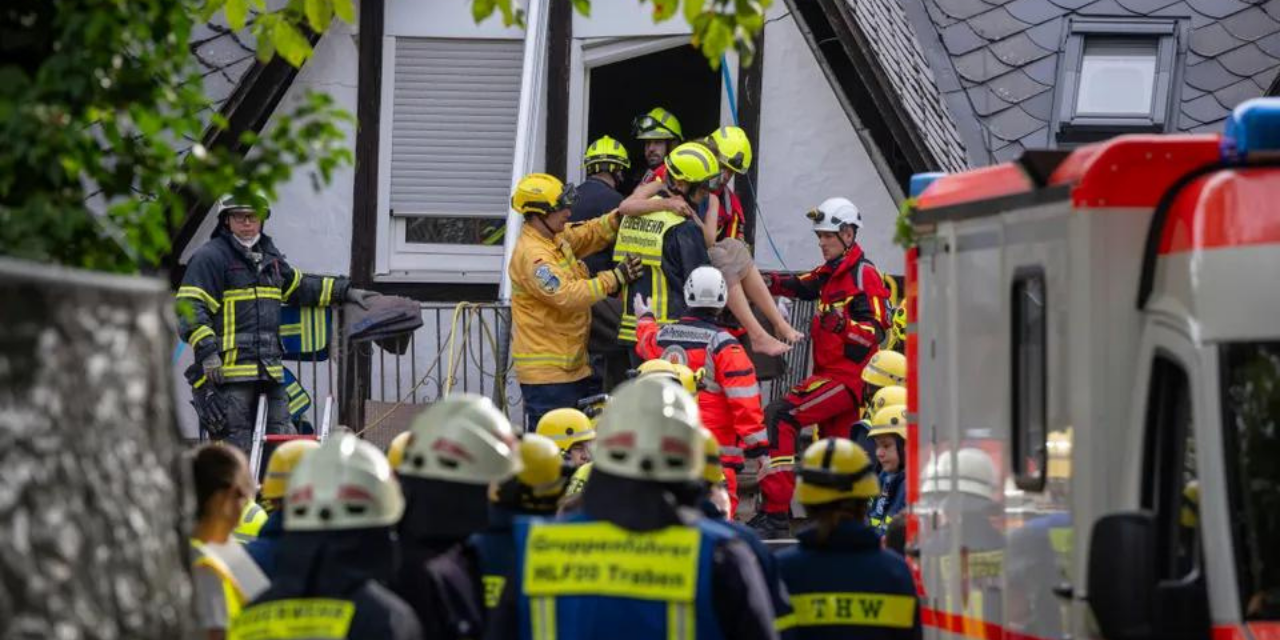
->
[[0, 0, 352, 272]]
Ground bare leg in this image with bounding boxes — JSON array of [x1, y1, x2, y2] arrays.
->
[[727, 283, 791, 356], [741, 264, 805, 343]]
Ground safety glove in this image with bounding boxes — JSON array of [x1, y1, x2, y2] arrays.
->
[[612, 254, 644, 289], [632, 292, 654, 319], [202, 353, 225, 386]]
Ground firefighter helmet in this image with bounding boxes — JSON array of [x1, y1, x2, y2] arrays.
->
[[920, 448, 997, 500], [261, 439, 320, 501], [796, 437, 880, 505], [387, 431, 411, 469], [708, 126, 752, 174], [398, 394, 520, 484], [664, 142, 721, 186], [806, 197, 862, 232], [511, 173, 577, 215], [684, 266, 728, 310], [632, 107, 683, 141], [871, 385, 907, 414], [216, 191, 271, 223], [701, 428, 726, 485], [491, 434, 569, 513], [867, 404, 908, 440], [593, 377, 704, 483], [535, 408, 596, 455], [863, 350, 907, 387], [233, 501, 268, 541], [583, 135, 631, 174], [635, 359, 700, 396], [892, 305, 907, 343], [285, 434, 405, 531]]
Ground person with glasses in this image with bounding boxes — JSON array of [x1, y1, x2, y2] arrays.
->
[[631, 107, 684, 186], [508, 173, 653, 428]]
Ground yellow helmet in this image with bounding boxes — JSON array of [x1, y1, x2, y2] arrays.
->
[[892, 305, 907, 343], [871, 385, 907, 414], [511, 173, 576, 215], [232, 501, 268, 542], [492, 434, 569, 513], [386, 431, 412, 470], [862, 350, 907, 387], [664, 142, 721, 186], [867, 404, 908, 440], [584, 135, 631, 173], [565, 462, 592, 497], [708, 126, 752, 174], [536, 408, 596, 454], [1180, 480, 1199, 528], [796, 438, 879, 506], [700, 428, 726, 485], [261, 439, 320, 501], [632, 107, 683, 141], [635, 358, 700, 396]]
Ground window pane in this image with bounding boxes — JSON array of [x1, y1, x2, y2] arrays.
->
[[1222, 341, 1280, 621], [1140, 356, 1199, 580], [1076, 38, 1158, 116], [1012, 270, 1047, 488], [404, 216, 506, 245]]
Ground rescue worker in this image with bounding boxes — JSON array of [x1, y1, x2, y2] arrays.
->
[[614, 142, 716, 351], [492, 376, 778, 640], [777, 438, 922, 639], [634, 265, 770, 518], [632, 107, 683, 185], [535, 407, 595, 468], [866, 405, 907, 534], [508, 173, 652, 428], [230, 434, 422, 640], [245, 438, 319, 577], [419, 434, 570, 639], [391, 394, 521, 631], [178, 193, 378, 452], [191, 443, 270, 640], [754, 197, 893, 539]]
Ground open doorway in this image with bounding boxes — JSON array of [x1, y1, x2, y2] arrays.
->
[[587, 44, 721, 195]]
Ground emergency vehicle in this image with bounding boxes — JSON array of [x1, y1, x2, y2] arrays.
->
[[902, 98, 1280, 640]]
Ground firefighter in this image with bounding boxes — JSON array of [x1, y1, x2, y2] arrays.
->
[[245, 438, 319, 577], [508, 173, 645, 428], [391, 394, 521, 631], [777, 438, 922, 639], [634, 265, 769, 518], [614, 142, 716, 352], [632, 107, 684, 185], [492, 376, 778, 640], [753, 197, 893, 539], [178, 193, 378, 453], [419, 434, 570, 640], [230, 435, 422, 640], [191, 443, 270, 640], [535, 407, 595, 468], [867, 405, 908, 534]]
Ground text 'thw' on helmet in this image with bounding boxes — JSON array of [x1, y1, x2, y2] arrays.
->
[[284, 434, 405, 532], [664, 142, 721, 187], [862, 350, 907, 387], [593, 376, 705, 483], [806, 197, 862, 233], [632, 107, 683, 141], [796, 437, 880, 506], [535, 408, 596, 456], [583, 135, 631, 175], [708, 126, 753, 174], [511, 173, 577, 215], [398, 393, 521, 484], [683, 265, 728, 311]]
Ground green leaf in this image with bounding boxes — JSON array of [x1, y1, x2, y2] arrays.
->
[[653, 0, 679, 21], [304, 0, 332, 32], [270, 20, 313, 67], [225, 0, 248, 30], [472, 0, 497, 23], [333, 0, 355, 22], [683, 0, 703, 26], [199, 0, 228, 23], [701, 16, 733, 64], [572, 0, 591, 17]]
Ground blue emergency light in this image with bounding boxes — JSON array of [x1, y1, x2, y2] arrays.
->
[[1221, 97, 1280, 162], [909, 172, 946, 198]]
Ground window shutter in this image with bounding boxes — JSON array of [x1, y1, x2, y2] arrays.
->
[[390, 38, 523, 217]]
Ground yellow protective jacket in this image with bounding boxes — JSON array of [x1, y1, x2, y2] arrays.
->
[[510, 213, 622, 384]]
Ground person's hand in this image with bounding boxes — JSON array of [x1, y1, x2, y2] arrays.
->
[[819, 309, 847, 334], [346, 288, 380, 310], [612, 254, 644, 287], [665, 197, 696, 218], [633, 292, 654, 319], [202, 353, 225, 386]]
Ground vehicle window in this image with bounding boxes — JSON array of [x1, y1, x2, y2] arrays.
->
[[1221, 341, 1280, 621], [1140, 355, 1199, 581], [1012, 268, 1047, 490]]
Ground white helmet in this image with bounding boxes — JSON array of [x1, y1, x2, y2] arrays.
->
[[919, 447, 998, 500], [285, 434, 404, 532], [807, 197, 862, 232], [398, 393, 521, 484], [593, 376, 706, 483], [683, 266, 728, 310]]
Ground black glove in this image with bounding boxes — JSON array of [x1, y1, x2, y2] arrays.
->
[[191, 386, 231, 439], [346, 288, 380, 310], [202, 353, 225, 387], [612, 254, 644, 288]]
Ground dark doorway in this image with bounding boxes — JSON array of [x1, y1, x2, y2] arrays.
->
[[587, 44, 721, 193]]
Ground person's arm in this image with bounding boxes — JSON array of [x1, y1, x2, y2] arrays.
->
[[563, 210, 623, 258], [278, 259, 351, 308], [513, 244, 637, 312], [765, 264, 830, 301], [824, 262, 892, 358], [191, 565, 230, 640], [715, 341, 769, 453], [700, 194, 719, 249], [711, 538, 780, 640], [176, 251, 226, 367], [618, 181, 695, 218], [634, 301, 662, 360], [671, 222, 712, 283]]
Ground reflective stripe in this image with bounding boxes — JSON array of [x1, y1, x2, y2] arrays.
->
[[723, 384, 760, 399], [283, 267, 303, 300], [229, 598, 355, 640], [703, 380, 723, 393], [531, 596, 557, 640], [720, 446, 744, 457], [188, 325, 216, 347], [318, 277, 334, 307], [667, 601, 693, 640], [483, 575, 507, 609], [178, 286, 221, 311], [742, 430, 768, 446], [792, 592, 916, 628], [513, 352, 587, 367], [775, 613, 798, 632]]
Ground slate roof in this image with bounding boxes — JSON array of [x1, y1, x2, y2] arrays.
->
[[845, 0, 972, 172], [906, 0, 1280, 163]]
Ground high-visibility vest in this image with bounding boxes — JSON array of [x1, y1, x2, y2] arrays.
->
[[229, 598, 357, 639], [191, 539, 248, 621], [613, 210, 687, 343]]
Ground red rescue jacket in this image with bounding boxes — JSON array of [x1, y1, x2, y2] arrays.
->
[[635, 313, 768, 466], [768, 243, 892, 390]]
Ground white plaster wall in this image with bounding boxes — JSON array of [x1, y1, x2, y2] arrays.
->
[[754, 12, 904, 276]]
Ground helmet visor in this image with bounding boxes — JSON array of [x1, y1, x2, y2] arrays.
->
[[524, 181, 578, 214]]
